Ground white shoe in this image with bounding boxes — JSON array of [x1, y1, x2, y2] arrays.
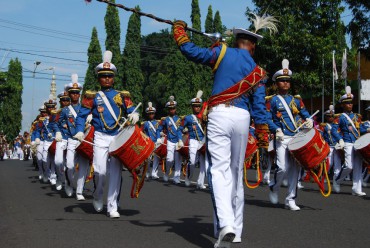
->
[[173, 178, 181, 184], [263, 179, 270, 185], [332, 180, 340, 193], [197, 184, 206, 189], [185, 178, 191, 187], [93, 199, 103, 212], [64, 185, 73, 197], [152, 175, 159, 180], [285, 201, 300, 211], [108, 211, 120, 218], [76, 194, 85, 201], [352, 191, 366, 197], [163, 174, 168, 182], [214, 226, 235, 248], [50, 178, 56, 185], [269, 190, 278, 204], [56, 182, 62, 191], [297, 182, 304, 189], [232, 237, 242, 243]]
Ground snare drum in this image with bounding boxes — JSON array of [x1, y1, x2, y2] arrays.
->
[[354, 133, 370, 163], [245, 134, 257, 167], [154, 137, 167, 159], [48, 140, 57, 155], [177, 133, 189, 158], [76, 126, 94, 161], [109, 126, 155, 198]]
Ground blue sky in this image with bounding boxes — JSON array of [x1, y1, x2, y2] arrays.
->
[[0, 0, 351, 132], [0, 0, 255, 131]]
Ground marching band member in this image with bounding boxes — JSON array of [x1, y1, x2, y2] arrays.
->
[[23, 132, 31, 161], [179, 90, 207, 189], [74, 51, 139, 218], [31, 106, 47, 180], [142, 102, 160, 179], [50, 89, 71, 191], [266, 59, 313, 211], [56, 75, 91, 200], [14, 135, 24, 160], [156, 96, 183, 184], [332, 86, 367, 196], [320, 105, 342, 174], [0, 130, 6, 161], [172, 14, 272, 246]]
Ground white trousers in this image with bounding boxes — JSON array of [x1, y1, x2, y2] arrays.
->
[[165, 140, 182, 181], [186, 139, 206, 186], [206, 105, 249, 239], [93, 131, 122, 213], [42, 141, 56, 181], [66, 138, 89, 194], [269, 136, 300, 204], [328, 147, 341, 176], [151, 154, 160, 177], [54, 139, 67, 185], [335, 143, 363, 192], [37, 141, 44, 176], [17, 147, 24, 160]]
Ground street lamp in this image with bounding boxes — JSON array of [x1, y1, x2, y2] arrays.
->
[[32, 61, 41, 78]]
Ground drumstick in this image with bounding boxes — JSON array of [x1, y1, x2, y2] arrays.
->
[[80, 139, 104, 149], [119, 102, 142, 131], [293, 110, 320, 133]]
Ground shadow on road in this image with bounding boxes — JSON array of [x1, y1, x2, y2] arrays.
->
[[130, 215, 214, 248]]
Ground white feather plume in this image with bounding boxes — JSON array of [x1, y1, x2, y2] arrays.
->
[[196, 90, 203, 99], [71, 73, 78, 83], [329, 105, 334, 111], [103, 51, 113, 63], [169, 96, 175, 102], [148, 102, 152, 108], [282, 59, 289, 69], [64, 84, 69, 91], [345, 86, 351, 95], [250, 13, 278, 35]]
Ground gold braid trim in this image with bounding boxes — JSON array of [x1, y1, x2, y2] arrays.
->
[[99, 108, 122, 130]]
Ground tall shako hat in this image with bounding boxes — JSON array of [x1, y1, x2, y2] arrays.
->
[[39, 105, 47, 113], [339, 86, 354, 103], [272, 59, 292, 82], [67, 74, 82, 93], [191, 90, 203, 105], [165, 96, 177, 108], [58, 84, 70, 100], [233, 13, 278, 43], [324, 105, 335, 116], [95, 51, 117, 76], [145, 102, 156, 114], [44, 99, 56, 108]]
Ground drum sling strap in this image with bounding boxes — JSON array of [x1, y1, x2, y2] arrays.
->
[[148, 121, 157, 136], [68, 105, 77, 118], [98, 91, 119, 123], [342, 113, 360, 138], [277, 95, 297, 129]]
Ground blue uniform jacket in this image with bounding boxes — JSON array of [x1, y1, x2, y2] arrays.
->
[[143, 120, 159, 142], [179, 42, 267, 125], [49, 110, 68, 140], [75, 88, 135, 136], [35, 116, 55, 142], [335, 112, 367, 143], [266, 94, 311, 136], [320, 123, 342, 146], [55, 104, 82, 139], [179, 115, 205, 141], [156, 116, 182, 143]]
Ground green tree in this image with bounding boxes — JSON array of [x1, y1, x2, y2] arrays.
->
[[205, 5, 214, 33], [122, 6, 144, 104], [105, 0, 123, 89], [84, 27, 102, 92], [191, 0, 203, 46], [0, 59, 23, 140], [213, 11, 224, 34]]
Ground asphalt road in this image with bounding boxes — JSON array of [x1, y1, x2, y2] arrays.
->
[[0, 159, 369, 248]]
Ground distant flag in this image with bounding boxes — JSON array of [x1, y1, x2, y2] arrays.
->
[[333, 51, 338, 81], [341, 49, 347, 80]]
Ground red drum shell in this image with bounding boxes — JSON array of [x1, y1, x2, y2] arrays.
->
[[177, 134, 189, 158], [109, 126, 155, 170], [288, 129, 329, 170], [48, 140, 57, 155], [198, 143, 206, 155], [154, 137, 167, 159], [354, 133, 370, 164], [245, 134, 258, 160], [76, 126, 94, 161]]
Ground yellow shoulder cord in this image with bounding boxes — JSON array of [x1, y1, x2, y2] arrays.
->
[[212, 43, 227, 73], [99, 108, 122, 130]]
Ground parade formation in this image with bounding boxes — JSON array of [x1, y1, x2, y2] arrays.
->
[[1, 1, 370, 248]]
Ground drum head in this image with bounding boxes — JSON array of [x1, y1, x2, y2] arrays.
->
[[108, 126, 135, 152], [288, 129, 315, 151], [354, 133, 370, 150]]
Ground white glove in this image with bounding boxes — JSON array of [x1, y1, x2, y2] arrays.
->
[[74, 132, 84, 141], [337, 139, 345, 150], [55, 132, 63, 142], [276, 128, 284, 141], [86, 114, 93, 124], [177, 140, 184, 149], [182, 127, 188, 133], [156, 138, 162, 144], [304, 119, 313, 129], [160, 132, 166, 137], [128, 112, 139, 125], [47, 133, 53, 139], [35, 138, 40, 145]]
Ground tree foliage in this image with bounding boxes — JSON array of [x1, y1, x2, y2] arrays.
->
[[84, 27, 102, 92], [0, 59, 23, 140]]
